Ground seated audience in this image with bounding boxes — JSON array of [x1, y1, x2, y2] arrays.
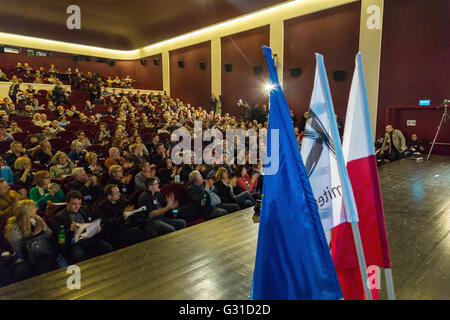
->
[[0, 124, 14, 142], [214, 167, 255, 209], [157, 158, 177, 187], [95, 184, 147, 248], [104, 147, 134, 170], [150, 143, 166, 165], [4, 141, 27, 167], [33, 140, 53, 166], [8, 121, 22, 135], [0, 156, 14, 184], [138, 177, 186, 236], [13, 157, 34, 190], [29, 171, 65, 211], [83, 152, 104, 177], [94, 122, 111, 146], [127, 143, 149, 167], [49, 152, 75, 179], [380, 125, 407, 162], [49, 120, 65, 135], [53, 191, 113, 264], [70, 131, 91, 150], [68, 142, 86, 163], [4, 200, 58, 281], [107, 165, 133, 196], [186, 170, 238, 219], [134, 162, 157, 190], [0, 178, 25, 218], [69, 168, 104, 205], [406, 133, 425, 155], [35, 114, 51, 127], [37, 126, 55, 142], [234, 165, 259, 195]]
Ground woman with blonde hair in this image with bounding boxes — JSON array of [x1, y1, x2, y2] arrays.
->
[[4, 200, 57, 281], [214, 167, 255, 209], [13, 156, 34, 189], [83, 152, 104, 176], [31, 113, 41, 124], [29, 171, 65, 210], [49, 151, 75, 179]]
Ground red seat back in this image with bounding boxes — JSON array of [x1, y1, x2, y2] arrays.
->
[[160, 183, 189, 206]]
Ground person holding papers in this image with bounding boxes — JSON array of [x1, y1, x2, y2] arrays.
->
[[138, 177, 186, 236], [95, 184, 147, 249], [53, 191, 113, 264]]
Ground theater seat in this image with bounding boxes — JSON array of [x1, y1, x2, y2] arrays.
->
[[44, 202, 66, 226], [160, 183, 200, 225], [128, 189, 144, 208], [0, 141, 10, 155], [12, 132, 27, 144]]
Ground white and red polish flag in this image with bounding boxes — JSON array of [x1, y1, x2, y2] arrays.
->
[[331, 53, 392, 300]]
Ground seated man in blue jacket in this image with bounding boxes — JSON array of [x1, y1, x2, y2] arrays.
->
[[53, 191, 113, 264]]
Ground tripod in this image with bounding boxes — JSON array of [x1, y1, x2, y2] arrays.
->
[[427, 99, 450, 160]]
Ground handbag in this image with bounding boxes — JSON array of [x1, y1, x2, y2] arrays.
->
[[22, 231, 56, 265]]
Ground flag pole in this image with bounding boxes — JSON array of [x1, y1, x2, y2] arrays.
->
[[355, 52, 396, 301], [316, 53, 372, 300], [384, 268, 396, 300], [349, 222, 372, 300]]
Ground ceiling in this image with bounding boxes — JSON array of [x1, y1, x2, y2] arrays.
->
[[0, 0, 290, 50]]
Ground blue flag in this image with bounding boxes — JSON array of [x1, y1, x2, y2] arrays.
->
[[250, 46, 343, 300]]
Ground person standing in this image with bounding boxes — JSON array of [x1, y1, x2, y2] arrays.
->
[[210, 94, 218, 115]]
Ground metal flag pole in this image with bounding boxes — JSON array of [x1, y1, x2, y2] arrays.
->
[[427, 99, 449, 160], [384, 268, 396, 300], [316, 53, 372, 300], [348, 215, 372, 300]]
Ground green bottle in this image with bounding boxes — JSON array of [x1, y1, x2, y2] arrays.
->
[[58, 225, 66, 245]]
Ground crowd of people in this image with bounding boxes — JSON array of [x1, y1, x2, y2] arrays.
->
[[0, 62, 267, 288], [0, 62, 136, 89], [0, 62, 425, 288], [375, 125, 425, 165]]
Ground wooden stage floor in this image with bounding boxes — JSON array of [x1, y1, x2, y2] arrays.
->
[[0, 155, 449, 300]]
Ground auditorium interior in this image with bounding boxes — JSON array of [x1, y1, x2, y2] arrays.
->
[[0, 0, 448, 300]]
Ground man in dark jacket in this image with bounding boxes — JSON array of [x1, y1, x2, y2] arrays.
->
[[95, 184, 147, 249], [150, 143, 165, 165], [138, 177, 186, 236], [69, 168, 105, 206], [186, 170, 239, 219], [53, 191, 113, 264]]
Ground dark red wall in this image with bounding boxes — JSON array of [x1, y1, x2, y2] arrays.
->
[[377, 0, 449, 153], [221, 26, 270, 117], [169, 41, 211, 109], [283, 2, 361, 125], [135, 53, 163, 91], [0, 49, 163, 90], [385, 106, 450, 155]]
